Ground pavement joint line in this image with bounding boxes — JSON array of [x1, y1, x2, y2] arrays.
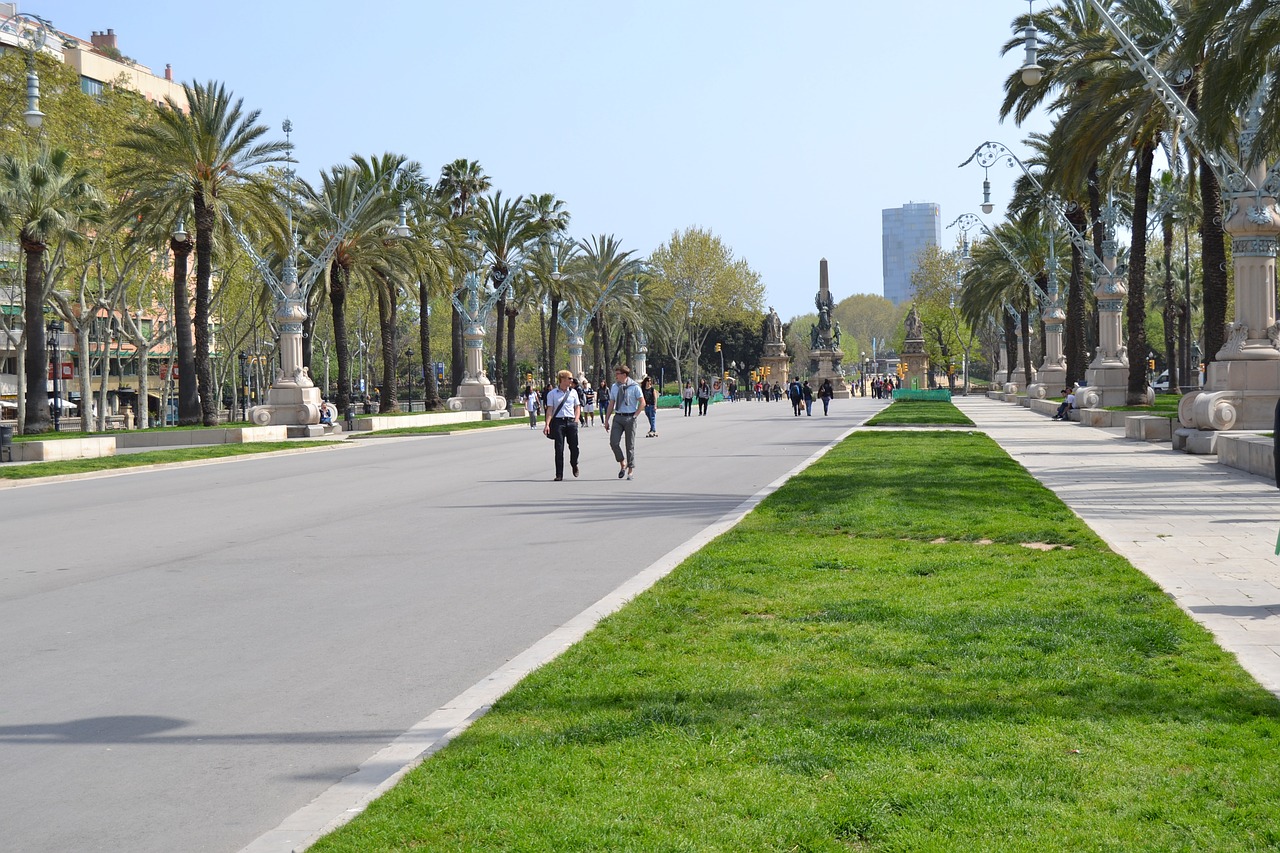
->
[[236, 420, 866, 853], [0, 442, 358, 490]]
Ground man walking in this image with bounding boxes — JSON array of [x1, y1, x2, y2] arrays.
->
[[604, 365, 644, 480], [543, 369, 581, 481]]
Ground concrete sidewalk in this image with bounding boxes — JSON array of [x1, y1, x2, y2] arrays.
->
[[953, 395, 1280, 699]]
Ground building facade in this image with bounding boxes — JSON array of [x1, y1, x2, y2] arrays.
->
[[881, 202, 941, 305]]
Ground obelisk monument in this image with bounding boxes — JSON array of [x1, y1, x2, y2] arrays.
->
[[808, 259, 851, 398]]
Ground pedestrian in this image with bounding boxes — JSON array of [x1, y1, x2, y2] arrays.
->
[[596, 375, 610, 423], [543, 369, 581, 481], [524, 384, 540, 429], [581, 380, 596, 426], [681, 380, 694, 417], [696, 379, 711, 416], [604, 364, 644, 480], [802, 380, 814, 416], [818, 378, 833, 415], [788, 379, 803, 416], [1052, 386, 1076, 420], [641, 374, 659, 437]]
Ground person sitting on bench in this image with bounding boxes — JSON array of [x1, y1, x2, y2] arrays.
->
[[1052, 387, 1076, 420]]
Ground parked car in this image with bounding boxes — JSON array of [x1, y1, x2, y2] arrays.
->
[[1153, 371, 1171, 392]]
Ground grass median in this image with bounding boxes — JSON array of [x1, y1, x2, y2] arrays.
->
[[312, 430, 1280, 852], [865, 400, 974, 426], [350, 419, 524, 438], [0, 441, 331, 479]]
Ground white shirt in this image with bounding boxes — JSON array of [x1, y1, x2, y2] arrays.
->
[[545, 386, 578, 419]]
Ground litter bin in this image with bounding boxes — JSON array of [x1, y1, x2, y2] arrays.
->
[[345, 405, 355, 432], [0, 424, 12, 463]]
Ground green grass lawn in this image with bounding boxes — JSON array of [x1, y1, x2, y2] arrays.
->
[[864, 400, 975, 426], [0, 441, 330, 479], [311, 431, 1280, 852], [11, 422, 255, 442], [351, 419, 522, 438], [1104, 394, 1182, 417]]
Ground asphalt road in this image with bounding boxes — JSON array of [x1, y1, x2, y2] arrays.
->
[[0, 394, 883, 852]]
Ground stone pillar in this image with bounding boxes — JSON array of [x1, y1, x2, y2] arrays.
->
[[1178, 158, 1280, 451], [1075, 207, 1135, 410], [248, 275, 325, 433], [446, 317, 507, 415], [567, 333, 585, 381], [1028, 300, 1067, 399], [1003, 324, 1036, 395], [633, 340, 648, 383]]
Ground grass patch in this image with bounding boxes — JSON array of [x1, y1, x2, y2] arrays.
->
[[0, 441, 329, 479], [12, 422, 255, 442], [351, 420, 522, 438], [1104, 395, 1181, 416], [865, 400, 974, 426], [311, 431, 1280, 852]]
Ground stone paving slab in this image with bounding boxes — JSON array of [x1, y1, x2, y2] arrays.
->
[[953, 395, 1280, 698]]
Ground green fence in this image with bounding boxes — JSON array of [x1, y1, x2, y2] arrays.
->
[[891, 389, 953, 402]]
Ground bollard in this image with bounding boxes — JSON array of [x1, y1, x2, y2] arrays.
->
[[345, 405, 355, 432]]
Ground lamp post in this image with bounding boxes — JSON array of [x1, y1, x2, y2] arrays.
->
[[687, 302, 696, 383], [556, 258, 641, 382], [405, 347, 414, 411], [238, 352, 248, 421], [0, 11, 76, 131], [46, 318, 62, 431], [446, 263, 512, 414], [223, 120, 409, 429]]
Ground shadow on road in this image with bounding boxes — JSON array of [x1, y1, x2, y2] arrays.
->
[[0, 716, 404, 746], [463, 490, 751, 522]]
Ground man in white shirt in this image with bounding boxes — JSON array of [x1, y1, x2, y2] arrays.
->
[[1052, 386, 1077, 420], [543, 370, 582, 480], [603, 364, 644, 480]]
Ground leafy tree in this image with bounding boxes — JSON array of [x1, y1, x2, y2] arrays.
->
[[647, 227, 764, 383], [435, 159, 491, 388], [911, 244, 978, 392]]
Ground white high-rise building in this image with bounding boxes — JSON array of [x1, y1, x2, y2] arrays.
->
[[882, 202, 941, 305]]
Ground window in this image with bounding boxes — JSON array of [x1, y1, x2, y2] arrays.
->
[[80, 76, 104, 97]]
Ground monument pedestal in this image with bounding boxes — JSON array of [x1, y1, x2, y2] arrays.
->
[[761, 344, 790, 388], [446, 376, 508, 416], [902, 352, 929, 391], [249, 374, 323, 427], [810, 347, 850, 398], [1074, 363, 1139, 409]]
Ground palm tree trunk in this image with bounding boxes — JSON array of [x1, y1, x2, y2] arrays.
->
[[494, 293, 507, 396], [1066, 204, 1088, 384], [1003, 311, 1017, 383], [450, 301, 463, 388], [547, 295, 561, 379], [1200, 157, 1227, 364], [21, 241, 49, 434], [505, 305, 517, 408], [1126, 141, 1154, 404], [421, 279, 440, 409], [377, 276, 399, 413], [170, 237, 200, 425], [193, 192, 218, 426], [1162, 209, 1179, 392], [331, 262, 352, 413]]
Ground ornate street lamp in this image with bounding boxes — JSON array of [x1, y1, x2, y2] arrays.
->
[[0, 11, 77, 130], [1018, 0, 1044, 87]]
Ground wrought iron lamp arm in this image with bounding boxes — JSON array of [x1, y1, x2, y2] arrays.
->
[[948, 212, 1048, 309]]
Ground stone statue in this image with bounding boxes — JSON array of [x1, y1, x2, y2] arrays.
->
[[810, 323, 819, 348], [905, 304, 923, 341], [764, 306, 783, 344], [832, 320, 841, 348]]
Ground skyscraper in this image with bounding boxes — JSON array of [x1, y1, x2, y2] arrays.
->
[[882, 202, 941, 305]]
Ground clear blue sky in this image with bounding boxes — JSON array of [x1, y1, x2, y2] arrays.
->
[[40, 0, 1050, 322]]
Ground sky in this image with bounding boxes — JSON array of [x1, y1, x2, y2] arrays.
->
[[37, 0, 1052, 323]]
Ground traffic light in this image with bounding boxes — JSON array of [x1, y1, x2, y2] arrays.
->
[[715, 342, 722, 352], [1147, 359, 1156, 371], [723, 371, 730, 380]]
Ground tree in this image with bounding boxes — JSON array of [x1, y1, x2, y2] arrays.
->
[[0, 145, 103, 434], [911, 244, 977, 392], [435, 159, 490, 388], [647, 227, 765, 383], [116, 80, 289, 425]]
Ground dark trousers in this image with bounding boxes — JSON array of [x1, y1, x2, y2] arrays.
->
[[697, 397, 709, 415], [553, 418, 579, 477]]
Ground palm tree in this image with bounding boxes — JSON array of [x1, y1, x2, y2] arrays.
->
[[0, 145, 102, 434], [435, 159, 490, 388], [404, 193, 461, 410], [116, 80, 289, 425], [578, 235, 639, 378], [472, 191, 543, 398]]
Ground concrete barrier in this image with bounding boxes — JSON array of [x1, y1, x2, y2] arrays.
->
[[11, 436, 116, 462], [1216, 433, 1274, 480], [1079, 409, 1125, 429], [1124, 415, 1173, 442], [354, 411, 485, 432], [115, 426, 289, 448]]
